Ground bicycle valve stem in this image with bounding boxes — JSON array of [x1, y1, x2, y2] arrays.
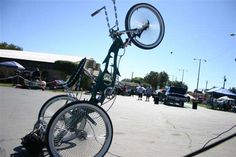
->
[[91, 6, 105, 17]]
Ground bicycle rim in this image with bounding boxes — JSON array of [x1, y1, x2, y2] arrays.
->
[[38, 95, 76, 124], [46, 101, 113, 157], [125, 3, 165, 50]]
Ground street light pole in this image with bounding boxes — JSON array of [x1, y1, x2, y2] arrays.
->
[[230, 33, 236, 61], [179, 69, 187, 83], [223, 75, 227, 89], [194, 58, 207, 91]]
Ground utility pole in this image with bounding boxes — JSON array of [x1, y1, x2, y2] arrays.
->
[[194, 58, 207, 92], [230, 33, 235, 61], [205, 80, 208, 90], [131, 72, 134, 80], [179, 69, 187, 83], [223, 75, 227, 89]]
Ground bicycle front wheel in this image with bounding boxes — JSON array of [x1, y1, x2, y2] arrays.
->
[[125, 3, 165, 50], [38, 95, 77, 124], [45, 101, 113, 157]]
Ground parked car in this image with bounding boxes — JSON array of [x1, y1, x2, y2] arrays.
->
[[153, 89, 166, 104], [216, 97, 235, 111], [164, 86, 188, 107], [48, 80, 65, 89]]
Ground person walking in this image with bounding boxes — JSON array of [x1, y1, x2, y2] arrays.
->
[[145, 86, 153, 101], [136, 84, 145, 100]]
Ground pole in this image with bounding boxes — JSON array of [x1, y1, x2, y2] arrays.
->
[[230, 33, 235, 61], [179, 69, 186, 83], [205, 80, 208, 90], [196, 59, 201, 91], [223, 75, 226, 89], [194, 58, 206, 92]]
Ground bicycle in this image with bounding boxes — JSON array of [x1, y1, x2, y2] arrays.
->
[[22, 1, 165, 156], [36, 58, 87, 126]]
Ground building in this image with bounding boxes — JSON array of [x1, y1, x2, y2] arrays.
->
[[0, 49, 100, 83]]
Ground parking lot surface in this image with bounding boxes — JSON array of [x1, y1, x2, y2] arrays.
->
[[1, 86, 236, 157]]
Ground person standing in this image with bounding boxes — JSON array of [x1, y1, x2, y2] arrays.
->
[[145, 86, 153, 101], [32, 68, 41, 80], [31, 67, 46, 90], [136, 84, 145, 100]]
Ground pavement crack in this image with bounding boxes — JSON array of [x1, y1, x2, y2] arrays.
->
[[160, 111, 193, 152], [166, 119, 176, 129], [0, 147, 6, 157], [183, 132, 193, 152], [160, 111, 177, 129]]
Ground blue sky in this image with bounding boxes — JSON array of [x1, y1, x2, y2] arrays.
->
[[1, 0, 236, 91]]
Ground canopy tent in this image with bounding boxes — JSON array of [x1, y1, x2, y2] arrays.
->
[[186, 93, 196, 100], [207, 87, 236, 97], [217, 96, 235, 101], [0, 61, 25, 70]]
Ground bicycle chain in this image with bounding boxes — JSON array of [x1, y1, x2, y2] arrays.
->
[[112, 0, 119, 30], [104, 0, 119, 31], [104, 7, 111, 30]]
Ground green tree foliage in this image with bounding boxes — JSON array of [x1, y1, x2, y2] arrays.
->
[[121, 71, 188, 91], [230, 87, 236, 94], [121, 78, 131, 82], [144, 71, 159, 89], [159, 71, 169, 88], [54, 60, 77, 76], [169, 80, 188, 90], [131, 77, 144, 84], [54, 60, 92, 90], [80, 75, 92, 91], [144, 71, 169, 90], [0, 42, 23, 50]]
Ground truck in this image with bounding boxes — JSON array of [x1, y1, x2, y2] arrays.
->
[[163, 86, 188, 107]]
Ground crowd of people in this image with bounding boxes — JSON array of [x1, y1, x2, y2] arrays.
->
[[136, 84, 153, 101]]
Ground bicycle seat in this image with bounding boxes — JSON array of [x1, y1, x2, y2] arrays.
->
[[58, 57, 87, 89]]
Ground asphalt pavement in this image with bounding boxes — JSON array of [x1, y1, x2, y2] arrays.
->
[[1, 86, 236, 157]]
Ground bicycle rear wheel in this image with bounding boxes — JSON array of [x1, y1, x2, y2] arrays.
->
[[45, 101, 113, 157], [125, 3, 165, 50]]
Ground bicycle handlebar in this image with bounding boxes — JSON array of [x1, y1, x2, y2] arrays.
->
[[91, 6, 105, 17]]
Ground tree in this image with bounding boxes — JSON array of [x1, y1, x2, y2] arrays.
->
[[54, 60, 77, 77], [131, 77, 144, 84], [230, 87, 236, 94], [159, 71, 169, 88], [121, 78, 131, 82], [144, 71, 169, 90], [144, 71, 159, 90], [169, 80, 188, 90], [0, 42, 23, 50], [54, 60, 93, 90]]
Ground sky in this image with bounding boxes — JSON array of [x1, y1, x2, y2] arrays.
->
[[0, 0, 236, 91]]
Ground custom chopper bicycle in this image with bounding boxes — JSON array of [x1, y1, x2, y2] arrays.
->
[[21, 1, 165, 157]]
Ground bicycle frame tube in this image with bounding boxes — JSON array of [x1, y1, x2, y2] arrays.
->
[[89, 36, 124, 105]]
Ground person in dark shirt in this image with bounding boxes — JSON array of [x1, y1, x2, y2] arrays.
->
[[32, 68, 41, 80], [31, 67, 46, 90]]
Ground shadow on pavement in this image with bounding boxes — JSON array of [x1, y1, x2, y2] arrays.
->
[[11, 146, 46, 157]]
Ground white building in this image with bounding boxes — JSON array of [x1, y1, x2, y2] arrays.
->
[[0, 49, 99, 82]]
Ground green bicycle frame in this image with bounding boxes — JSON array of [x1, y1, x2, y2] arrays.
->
[[89, 36, 124, 105]]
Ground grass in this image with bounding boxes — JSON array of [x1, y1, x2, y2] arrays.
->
[[0, 83, 15, 87], [198, 103, 212, 109]]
